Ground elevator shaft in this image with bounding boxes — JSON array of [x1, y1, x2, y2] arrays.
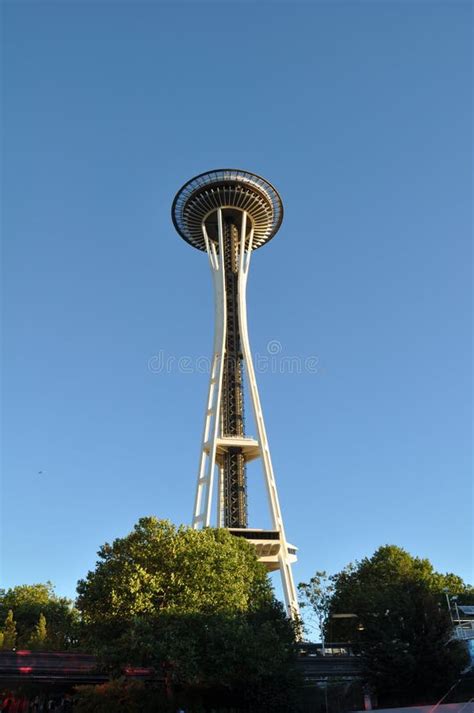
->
[[221, 218, 247, 528]]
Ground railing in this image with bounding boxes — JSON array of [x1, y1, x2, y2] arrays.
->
[[453, 624, 474, 641]]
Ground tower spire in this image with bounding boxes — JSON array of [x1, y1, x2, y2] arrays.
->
[[172, 169, 299, 619]]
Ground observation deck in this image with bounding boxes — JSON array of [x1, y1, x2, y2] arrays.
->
[[171, 169, 283, 251]]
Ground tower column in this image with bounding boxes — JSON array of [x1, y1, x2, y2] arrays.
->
[[172, 170, 300, 622], [222, 218, 247, 528]]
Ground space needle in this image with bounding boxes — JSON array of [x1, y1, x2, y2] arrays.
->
[[172, 169, 299, 618]]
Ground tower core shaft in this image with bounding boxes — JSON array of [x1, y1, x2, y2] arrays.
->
[[222, 218, 247, 528]]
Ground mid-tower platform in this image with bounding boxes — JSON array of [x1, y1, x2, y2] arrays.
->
[[229, 529, 298, 573]]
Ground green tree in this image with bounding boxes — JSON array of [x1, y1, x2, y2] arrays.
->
[[328, 545, 471, 704], [77, 517, 300, 711], [298, 571, 334, 652], [2, 609, 17, 649], [77, 518, 273, 620], [0, 582, 79, 649], [28, 612, 48, 650]]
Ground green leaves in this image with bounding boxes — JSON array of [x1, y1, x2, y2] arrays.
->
[[327, 545, 471, 704], [0, 583, 79, 650], [76, 518, 300, 710], [298, 571, 334, 644], [28, 612, 48, 650], [2, 610, 17, 650], [77, 517, 272, 625]]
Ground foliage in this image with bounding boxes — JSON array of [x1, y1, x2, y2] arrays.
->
[[298, 571, 334, 648], [328, 545, 473, 641], [328, 545, 471, 704], [2, 610, 17, 649], [360, 581, 469, 703], [28, 612, 48, 650], [76, 517, 300, 710], [0, 582, 79, 649], [330, 545, 473, 610], [120, 604, 299, 710], [74, 679, 168, 713], [77, 518, 273, 621]]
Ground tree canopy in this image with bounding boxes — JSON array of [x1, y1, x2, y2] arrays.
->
[[330, 545, 471, 605], [325, 545, 471, 704], [2, 610, 17, 650], [28, 612, 48, 650], [0, 582, 79, 649], [297, 571, 334, 651], [76, 517, 300, 711]]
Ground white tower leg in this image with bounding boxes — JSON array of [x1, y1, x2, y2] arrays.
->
[[192, 213, 227, 528]]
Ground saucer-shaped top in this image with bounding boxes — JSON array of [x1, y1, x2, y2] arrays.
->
[[171, 169, 283, 251]]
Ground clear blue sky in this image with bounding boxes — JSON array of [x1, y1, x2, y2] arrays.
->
[[2, 1, 472, 603]]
